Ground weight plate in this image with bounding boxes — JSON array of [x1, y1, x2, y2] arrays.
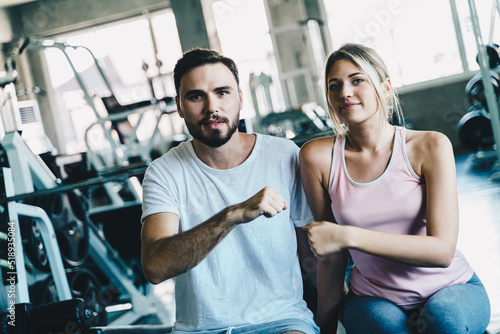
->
[[20, 217, 50, 272], [36, 190, 90, 268], [458, 105, 495, 151], [67, 269, 108, 326], [465, 71, 500, 107]]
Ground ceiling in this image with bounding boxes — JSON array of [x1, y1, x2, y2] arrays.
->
[[0, 0, 37, 9]]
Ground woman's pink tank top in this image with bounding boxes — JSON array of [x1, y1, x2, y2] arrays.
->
[[329, 126, 473, 310]]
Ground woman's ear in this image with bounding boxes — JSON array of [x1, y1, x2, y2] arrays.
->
[[381, 78, 393, 99]]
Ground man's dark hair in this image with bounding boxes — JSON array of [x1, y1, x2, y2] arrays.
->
[[173, 48, 240, 95]]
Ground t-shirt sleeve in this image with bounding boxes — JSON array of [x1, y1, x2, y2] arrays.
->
[[289, 147, 314, 228], [141, 160, 180, 222]]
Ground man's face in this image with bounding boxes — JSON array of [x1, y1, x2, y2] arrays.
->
[[176, 63, 242, 148]]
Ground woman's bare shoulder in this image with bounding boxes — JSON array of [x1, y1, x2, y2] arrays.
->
[[405, 129, 454, 175], [300, 135, 337, 161], [406, 129, 451, 152]]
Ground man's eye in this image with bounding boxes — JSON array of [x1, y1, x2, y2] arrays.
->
[[218, 91, 228, 96], [188, 95, 202, 101]]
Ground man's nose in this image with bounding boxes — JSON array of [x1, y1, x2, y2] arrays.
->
[[205, 94, 218, 113]]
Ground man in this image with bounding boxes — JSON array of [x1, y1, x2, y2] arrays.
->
[[141, 48, 319, 334]]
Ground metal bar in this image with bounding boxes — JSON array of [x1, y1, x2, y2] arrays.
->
[[51, 43, 125, 165], [144, 10, 169, 99], [1, 168, 30, 304], [449, 0, 470, 72], [75, 45, 115, 96], [467, 0, 500, 172], [0, 164, 147, 205], [489, 1, 497, 44], [7, 204, 30, 303], [87, 228, 157, 326], [11, 202, 72, 301], [1, 132, 58, 195]]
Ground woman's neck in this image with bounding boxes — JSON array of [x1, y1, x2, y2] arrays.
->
[[346, 122, 396, 153]]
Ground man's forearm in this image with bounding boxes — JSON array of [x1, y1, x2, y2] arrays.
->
[[143, 206, 239, 284], [142, 186, 287, 284]]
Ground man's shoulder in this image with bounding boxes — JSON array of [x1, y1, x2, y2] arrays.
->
[[155, 140, 191, 160], [257, 133, 299, 152], [147, 140, 193, 172]]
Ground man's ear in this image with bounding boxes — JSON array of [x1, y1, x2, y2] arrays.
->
[[239, 88, 243, 110], [175, 96, 184, 118]]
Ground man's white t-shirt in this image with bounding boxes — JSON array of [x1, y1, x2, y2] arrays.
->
[[141, 134, 315, 332]]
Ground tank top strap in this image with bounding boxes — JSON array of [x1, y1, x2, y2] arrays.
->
[[396, 126, 421, 181], [328, 136, 343, 193], [393, 126, 404, 164], [388, 126, 407, 175]]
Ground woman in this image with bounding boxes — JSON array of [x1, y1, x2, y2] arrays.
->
[[299, 43, 490, 333]]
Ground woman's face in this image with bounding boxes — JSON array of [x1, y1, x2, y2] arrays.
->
[[326, 58, 381, 126]]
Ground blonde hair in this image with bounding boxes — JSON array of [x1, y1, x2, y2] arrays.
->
[[324, 43, 403, 136]]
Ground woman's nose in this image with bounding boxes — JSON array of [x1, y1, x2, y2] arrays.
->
[[340, 83, 353, 100]]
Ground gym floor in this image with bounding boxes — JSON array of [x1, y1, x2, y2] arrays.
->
[[455, 153, 500, 334]]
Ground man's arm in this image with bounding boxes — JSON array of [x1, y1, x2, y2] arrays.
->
[[296, 227, 317, 287], [141, 186, 287, 285]]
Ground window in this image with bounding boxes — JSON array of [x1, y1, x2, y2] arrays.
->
[[455, 0, 500, 71], [44, 9, 183, 155], [323, 0, 500, 87], [212, 0, 283, 118], [324, 0, 463, 87]]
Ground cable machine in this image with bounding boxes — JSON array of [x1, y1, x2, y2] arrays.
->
[[467, 0, 500, 180]]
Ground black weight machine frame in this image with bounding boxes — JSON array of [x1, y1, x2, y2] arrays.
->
[[0, 49, 172, 332], [0, 130, 172, 330]]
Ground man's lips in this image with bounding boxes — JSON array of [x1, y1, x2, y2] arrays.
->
[[205, 121, 224, 129], [200, 118, 226, 129]]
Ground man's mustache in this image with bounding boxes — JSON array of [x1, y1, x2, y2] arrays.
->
[[198, 115, 228, 126]]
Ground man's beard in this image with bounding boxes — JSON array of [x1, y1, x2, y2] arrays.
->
[[186, 113, 240, 148]]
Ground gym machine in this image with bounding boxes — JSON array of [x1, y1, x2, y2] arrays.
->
[[458, 0, 500, 176], [0, 42, 174, 333], [23, 38, 183, 213], [249, 70, 334, 146], [458, 70, 499, 156], [26, 38, 179, 167]]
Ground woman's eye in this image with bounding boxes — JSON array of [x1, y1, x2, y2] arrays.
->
[[353, 78, 364, 84], [329, 83, 340, 91]]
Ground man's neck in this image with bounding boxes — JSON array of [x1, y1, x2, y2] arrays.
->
[[192, 132, 256, 170]]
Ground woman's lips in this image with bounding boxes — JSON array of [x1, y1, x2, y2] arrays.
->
[[340, 102, 360, 110]]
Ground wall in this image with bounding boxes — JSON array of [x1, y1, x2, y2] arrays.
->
[[399, 77, 472, 156], [0, 9, 13, 44], [0, 8, 14, 70], [399, 72, 500, 157], [8, 0, 171, 37], [172, 0, 211, 51], [7, 0, 211, 51]]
